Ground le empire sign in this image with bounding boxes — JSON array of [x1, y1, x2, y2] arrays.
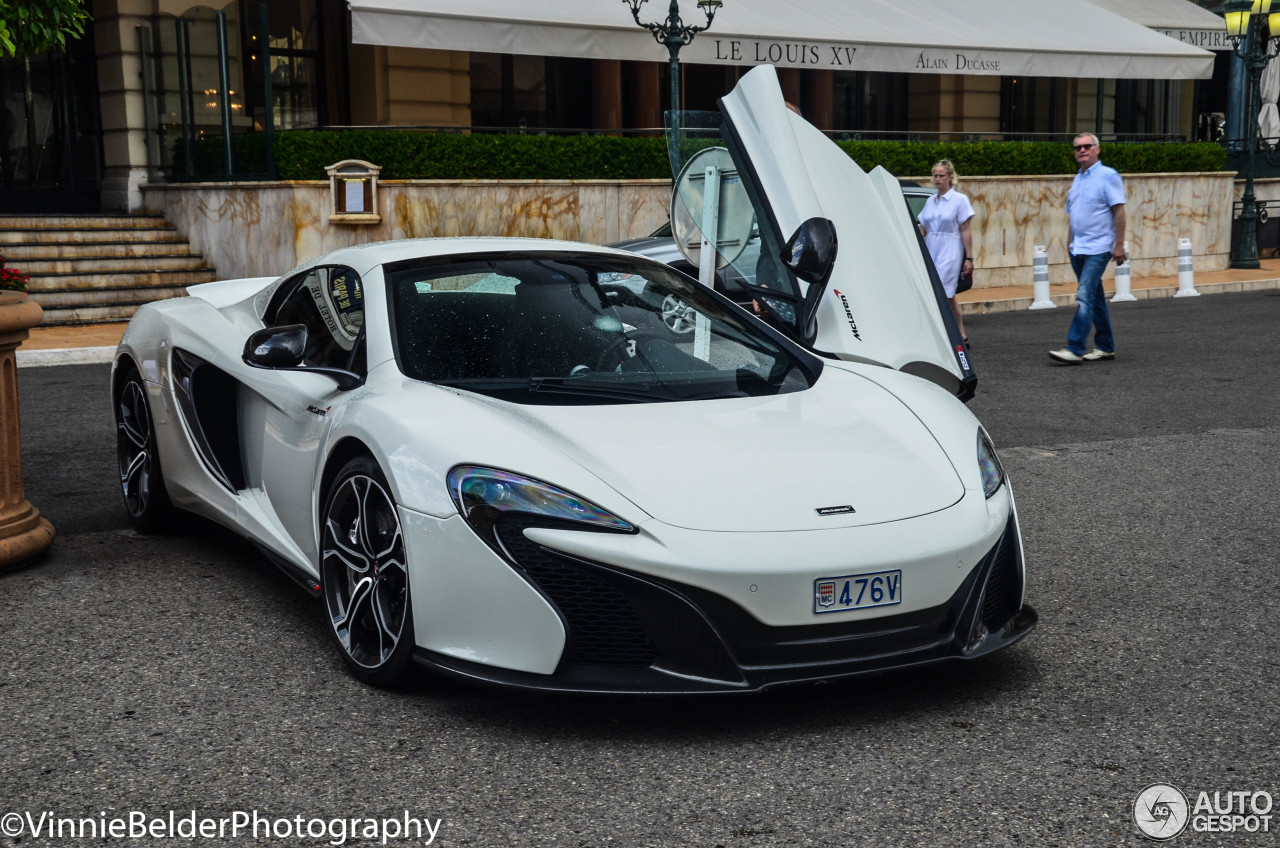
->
[[711, 38, 1002, 73]]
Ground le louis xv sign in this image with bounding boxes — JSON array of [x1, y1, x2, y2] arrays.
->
[[709, 38, 1001, 72]]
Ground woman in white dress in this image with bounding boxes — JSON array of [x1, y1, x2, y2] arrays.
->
[[917, 159, 975, 346]]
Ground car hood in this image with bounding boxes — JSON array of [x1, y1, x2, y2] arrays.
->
[[481, 366, 964, 533]]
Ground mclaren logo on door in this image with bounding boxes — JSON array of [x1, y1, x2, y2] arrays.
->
[[833, 289, 861, 340]]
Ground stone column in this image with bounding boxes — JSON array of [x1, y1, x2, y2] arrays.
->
[[778, 68, 802, 108], [593, 60, 623, 132], [94, 0, 153, 212], [0, 293, 55, 571], [630, 62, 662, 131], [804, 70, 834, 130]]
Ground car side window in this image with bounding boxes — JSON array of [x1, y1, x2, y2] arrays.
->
[[266, 266, 365, 373]]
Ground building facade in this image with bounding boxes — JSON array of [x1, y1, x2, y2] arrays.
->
[[0, 0, 1231, 214]]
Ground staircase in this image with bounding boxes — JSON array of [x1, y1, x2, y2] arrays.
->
[[0, 214, 219, 325]]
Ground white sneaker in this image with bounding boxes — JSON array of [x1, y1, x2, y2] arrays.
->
[[1048, 348, 1083, 364], [1082, 349, 1115, 361]]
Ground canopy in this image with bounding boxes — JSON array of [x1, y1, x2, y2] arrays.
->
[[350, 0, 1216, 79], [1085, 0, 1230, 52]]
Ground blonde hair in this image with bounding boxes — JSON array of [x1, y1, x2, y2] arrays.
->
[[932, 159, 958, 189]]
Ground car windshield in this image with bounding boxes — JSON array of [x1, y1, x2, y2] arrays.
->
[[385, 252, 817, 405]]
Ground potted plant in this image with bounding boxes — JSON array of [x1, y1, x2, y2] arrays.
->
[[0, 254, 55, 570]]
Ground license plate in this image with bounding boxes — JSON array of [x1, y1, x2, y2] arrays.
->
[[813, 570, 902, 615]]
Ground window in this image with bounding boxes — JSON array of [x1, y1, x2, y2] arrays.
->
[[833, 71, 909, 133], [268, 265, 365, 372], [385, 253, 816, 404]]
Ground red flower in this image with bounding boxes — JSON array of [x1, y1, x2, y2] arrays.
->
[[0, 261, 29, 292]]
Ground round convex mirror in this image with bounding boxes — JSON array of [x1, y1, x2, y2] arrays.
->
[[671, 146, 755, 274]]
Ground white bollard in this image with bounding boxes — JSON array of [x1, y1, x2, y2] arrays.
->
[[1029, 245, 1055, 309], [1174, 237, 1200, 297], [1111, 240, 1137, 302]]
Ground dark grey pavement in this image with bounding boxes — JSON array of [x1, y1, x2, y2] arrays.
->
[[4, 292, 1280, 847]]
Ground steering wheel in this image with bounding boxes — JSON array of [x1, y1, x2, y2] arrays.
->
[[593, 330, 662, 373]]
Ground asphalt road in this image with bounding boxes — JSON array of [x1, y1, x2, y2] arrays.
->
[[4, 291, 1280, 847]]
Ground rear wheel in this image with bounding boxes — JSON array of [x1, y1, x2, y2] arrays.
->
[[115, 367, 173, 532], [320, 457, 415, 686]]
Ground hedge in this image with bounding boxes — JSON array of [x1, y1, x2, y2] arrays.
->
[[175, 131, 1227, 181], [835, 139, 1226, 177], [273, 132, 673, 180]]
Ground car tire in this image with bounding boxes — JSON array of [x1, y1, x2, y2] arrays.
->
[[115, 365, 174, 532], [320, 456, 415, 686]]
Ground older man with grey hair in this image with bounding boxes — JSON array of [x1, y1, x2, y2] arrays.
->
[[1049, 132, 1126, 364]]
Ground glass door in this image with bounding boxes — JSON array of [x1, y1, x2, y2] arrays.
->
[[0, 32, 101, 212]]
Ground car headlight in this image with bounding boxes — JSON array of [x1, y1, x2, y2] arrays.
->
[[977, 428, 1004, 498], [447, 466, 635, 555]]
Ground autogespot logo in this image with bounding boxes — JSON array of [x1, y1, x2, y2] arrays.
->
[[1134, 783, 1190, 841]]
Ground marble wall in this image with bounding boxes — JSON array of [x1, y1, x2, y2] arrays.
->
[[143, 180, 673, 280], [143, 173, 1235, 287], [935, 172, 1236, 287]]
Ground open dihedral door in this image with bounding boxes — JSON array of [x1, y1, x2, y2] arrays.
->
[[686, 64, 975, 400]]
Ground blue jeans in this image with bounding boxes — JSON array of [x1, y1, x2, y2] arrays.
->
[[1067, 252, 1115, 355]]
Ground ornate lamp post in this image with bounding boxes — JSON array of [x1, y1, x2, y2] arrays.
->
[[1225, 0, 1280, 269], [623, 0, 723, 130]]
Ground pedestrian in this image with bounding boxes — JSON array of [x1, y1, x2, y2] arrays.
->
[[1049, 132, 1126, 364], [917, 159, 974, 347]]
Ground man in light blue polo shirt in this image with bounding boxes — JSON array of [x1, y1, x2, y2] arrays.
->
[[1049, 133, 1127, 364]]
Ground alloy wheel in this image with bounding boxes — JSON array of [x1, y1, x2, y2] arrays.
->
[[321, 473, 410, 671], [661, 294, 698, 334], [117, 379, 153, 517]]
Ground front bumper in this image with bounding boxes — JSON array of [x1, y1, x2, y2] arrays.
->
[[413, 513, 1036, 694]]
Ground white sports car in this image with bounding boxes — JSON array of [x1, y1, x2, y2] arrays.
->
[[112, 66, 1034, 694]]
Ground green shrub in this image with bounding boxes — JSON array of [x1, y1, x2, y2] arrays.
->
[[175, 130, 1229, 181], [273, 132, 672, 180], [834, 139, 1225, 177]]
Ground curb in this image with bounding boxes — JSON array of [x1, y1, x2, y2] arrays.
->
[[960, 277, 1280, 315], [16, 346, 116, 368]]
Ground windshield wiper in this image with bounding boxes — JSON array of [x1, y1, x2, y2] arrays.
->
[[528, 376, 659, 401]]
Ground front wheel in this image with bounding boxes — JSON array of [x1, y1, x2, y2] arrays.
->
[[115, 367, 173, 532], [320, 457, 415, 686]]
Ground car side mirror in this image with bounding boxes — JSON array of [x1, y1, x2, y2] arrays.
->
[[780, 217, 839, 345], [244, 324, 306, 368], [781, 217, 838, 284], [242, 325, 364, 391]]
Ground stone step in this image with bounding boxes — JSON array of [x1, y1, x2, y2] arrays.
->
[[17, 255, 210, 275], [37, 304, 153, 326], [0, 214, 170, 230], [0, 227, 184, 245], [1, 241, 195, 260], [29, 285, 192, 308], [25, 268, 219, 291], [4, 214, 214, 326]]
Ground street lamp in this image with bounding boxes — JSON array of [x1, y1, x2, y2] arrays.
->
[[623, 0, 723, 128], [1224, 0, 1280, 268]]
